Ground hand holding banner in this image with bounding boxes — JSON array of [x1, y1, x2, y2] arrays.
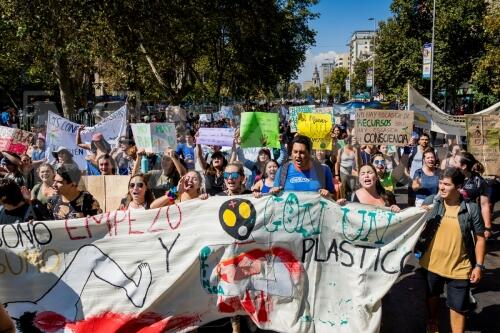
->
[[197, 128, 235, 147], [297, 113, 332, 150], [240, 112, 280, 148]]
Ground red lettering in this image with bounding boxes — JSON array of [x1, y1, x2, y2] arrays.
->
[[113, 211, 128, 236], [128, 211, 143, 235], [84, 217, 92, 239], [167, 204, 182, 230], [65, 219, 87, 240], [147, 207, 166, 233]]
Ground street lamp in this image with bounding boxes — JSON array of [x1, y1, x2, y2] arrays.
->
[[368, 17, 376, 98], [430, 0, 436, 103]]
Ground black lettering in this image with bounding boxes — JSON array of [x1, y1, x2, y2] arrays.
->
[[33, 222, 52, 245], [399, 251, 412, 273], [357, 245, 375, 269], [159, 233, 180, 273], [2, 225, 20, 248], [339, 241, 354, 267], [374, 247, 382, 271], [381, 249, 399, 274], [326, 238, 338, 262], [314, 238, 327, 262], [17, 223, 34, 247], [302, 238, 315, 263]]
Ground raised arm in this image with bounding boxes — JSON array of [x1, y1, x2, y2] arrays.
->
[[76, 125, 91, 150], [165, 148, 187, 176], [196, 144, 208, 171]]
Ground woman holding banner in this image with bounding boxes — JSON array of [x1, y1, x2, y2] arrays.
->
[[338, 164, 400, 212], [119, 173, 155, 210], [150, 170, 208, 208]]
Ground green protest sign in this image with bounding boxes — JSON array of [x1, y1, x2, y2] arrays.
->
[[240, 112, 280, 148]]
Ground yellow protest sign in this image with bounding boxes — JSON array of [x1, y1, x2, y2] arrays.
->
[[297, 113, 332, 150]]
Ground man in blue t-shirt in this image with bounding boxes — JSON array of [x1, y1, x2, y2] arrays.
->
[[271, 135, 334, 198], [175, 131, 196, 170]]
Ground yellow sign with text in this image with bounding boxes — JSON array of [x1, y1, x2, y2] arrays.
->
[[297, 113, 332, 150]]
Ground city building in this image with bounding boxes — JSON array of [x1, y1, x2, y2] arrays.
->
[[335, 53, 350, 69], [312, 65, 320, 87], [302, 80, 313, 91], [320, 62, 335, 81], [349, 30, 375, 73]]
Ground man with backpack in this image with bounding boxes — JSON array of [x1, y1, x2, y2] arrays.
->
[[416, 167, 485, 333], [270, 135, 334, 198]]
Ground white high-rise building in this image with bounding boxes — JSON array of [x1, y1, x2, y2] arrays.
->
[[335, 53, 350, 69], [320, 62, 335, 80], [349, 30, 375, 73]]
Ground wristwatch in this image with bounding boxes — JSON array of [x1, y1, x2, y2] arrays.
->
[[475, 263, 486, 271]]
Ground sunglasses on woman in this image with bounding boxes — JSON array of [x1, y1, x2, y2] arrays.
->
[[129, 182, 144, 189], [373, 160, 386, 166], [223, 172, 240, 180]]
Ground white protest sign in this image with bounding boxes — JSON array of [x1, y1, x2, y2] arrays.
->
[[221, 106, 234, 119], [197, 127, 235, 147], [0, 193, 427, 333], [131, 123, 177, 153], [46, 106, 127, 170], [199, 114, 212, 122]]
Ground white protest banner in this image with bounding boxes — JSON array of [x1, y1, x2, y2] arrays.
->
[[0, 126, 35, 154], [46, 106, 127, 170], [131, 123, 177, 153], [0, 193, 427, 333], [197, 127, 235, 147], [355, 109, 414, 146], [289, 105, 315, 132], [212, 111, 226, 121], [199, 114, 212, 122]]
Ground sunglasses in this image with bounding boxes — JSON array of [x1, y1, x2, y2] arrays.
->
[[373, 160, 386, 166], [224, 172, 240, 180], [129, 182, 145, 189]]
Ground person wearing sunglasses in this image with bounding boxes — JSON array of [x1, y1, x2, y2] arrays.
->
[[120, 173, 155, 210], [217, 162, 252, 196], [372, 153, 396, 193], [150, 170, 208, 208]]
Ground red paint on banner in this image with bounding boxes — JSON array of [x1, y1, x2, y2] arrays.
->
[[34, 311, 67, 332]]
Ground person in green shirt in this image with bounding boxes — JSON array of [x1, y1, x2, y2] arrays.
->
[[372, 153, 395, 193]]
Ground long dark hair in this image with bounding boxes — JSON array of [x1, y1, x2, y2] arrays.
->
[[359, 164, 396, 207], [206, 152, 227, 177], [262, 159, 279, 180], [123, 173, 155, 209], [458, 152, 484, 174]]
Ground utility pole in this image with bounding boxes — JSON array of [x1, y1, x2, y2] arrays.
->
[[368, 17, 376, 98], [430, 0, 436, 103]]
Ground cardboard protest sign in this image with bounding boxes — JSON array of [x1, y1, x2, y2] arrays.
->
[[197, 127, 235, 147], [0, 126, 34, 154], [79, 175, 130, 212], [289, 105, 315, 132], [131, 123, 177, 153], [355, 109, 414, 146], [240, 112, 280, 148], [46, 107, 127, 170], [465, 114, 500, 176], [297, 113, 333, 150], [0, 193, 428, 333]]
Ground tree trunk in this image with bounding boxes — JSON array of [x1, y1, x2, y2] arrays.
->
[[53, 56, 75, 118]]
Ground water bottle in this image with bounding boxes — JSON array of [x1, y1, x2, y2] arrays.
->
[[140, 155, 149, 173]]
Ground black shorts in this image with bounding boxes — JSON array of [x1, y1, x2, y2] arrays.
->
[[425, 270, 471, 313]]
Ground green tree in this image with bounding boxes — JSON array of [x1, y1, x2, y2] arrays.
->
[[352, 60, 371, 94], [376, 0, 487, 109], [325, 67, 349, 102]]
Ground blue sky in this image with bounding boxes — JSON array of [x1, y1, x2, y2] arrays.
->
[[297, 0, 394, 83]]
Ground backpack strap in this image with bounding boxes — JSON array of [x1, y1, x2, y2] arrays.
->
[[279, 161, 292, 189], [312, 160, 326, 190]]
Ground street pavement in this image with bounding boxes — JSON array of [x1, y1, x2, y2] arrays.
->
[[380, 191, 500, 333]]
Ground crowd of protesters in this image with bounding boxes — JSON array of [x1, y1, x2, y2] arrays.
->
[[0, 105, 498, 333]]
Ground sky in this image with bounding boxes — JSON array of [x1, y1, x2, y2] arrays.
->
[[297, 0, 394, 83]]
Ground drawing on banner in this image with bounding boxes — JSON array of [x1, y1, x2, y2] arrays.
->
[[5, 244, 152, 331], [200, 197, 308, 324], [0, 126, 35, 154]]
